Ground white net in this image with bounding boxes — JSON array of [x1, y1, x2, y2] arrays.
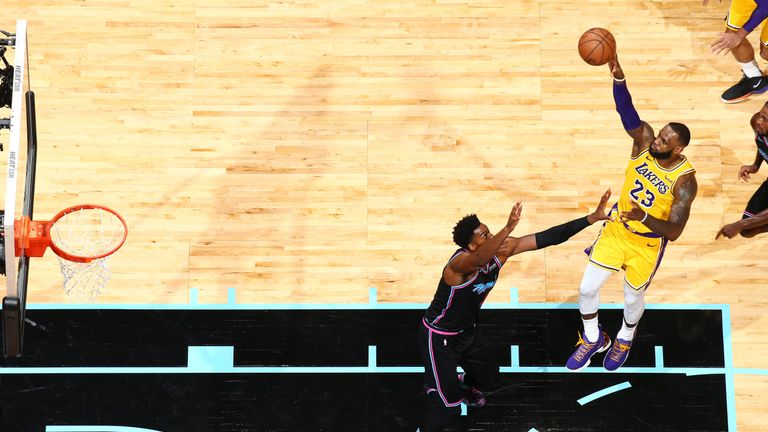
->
[[49, 205, 126, 299], [58, 257, 110, 300]]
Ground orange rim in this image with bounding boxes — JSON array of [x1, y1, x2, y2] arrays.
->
[[46, 204, 128, 263]]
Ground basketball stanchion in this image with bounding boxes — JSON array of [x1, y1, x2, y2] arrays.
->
[[2, 20, 29, 358]]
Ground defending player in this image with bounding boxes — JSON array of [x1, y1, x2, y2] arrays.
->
[[566, 55, 698, 372], [717, 101, 768, 239], [418, 190, 611, 432]]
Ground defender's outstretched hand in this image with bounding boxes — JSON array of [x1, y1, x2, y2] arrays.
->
[[506, 202, 523, 232], [588, 189, 612, 224], [716, 221, 742, 239], [738, 164, 759, 182], [711, 31, 745, 55]]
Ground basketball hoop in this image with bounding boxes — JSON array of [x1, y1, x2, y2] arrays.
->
[[14, 204, 127, 299]]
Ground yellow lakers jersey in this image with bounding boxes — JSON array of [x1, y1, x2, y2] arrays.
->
[[617, 149, 695, 234]]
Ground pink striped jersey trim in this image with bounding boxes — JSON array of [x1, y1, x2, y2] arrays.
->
[[429, 250, 479, 326], [427, 327, 463, 407], [422, 317, 461, 335]]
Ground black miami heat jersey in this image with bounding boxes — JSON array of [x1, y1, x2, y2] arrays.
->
[[423, 249, 503, 333], [755, 133, 768, 163]]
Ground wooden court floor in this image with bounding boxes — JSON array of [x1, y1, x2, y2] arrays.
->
[[1, 0, 767, 430]]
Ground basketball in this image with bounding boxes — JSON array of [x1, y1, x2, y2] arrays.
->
[[578, 28, 616, 66]]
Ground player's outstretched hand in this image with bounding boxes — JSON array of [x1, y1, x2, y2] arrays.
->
[[608, 56, 625, 81], [738, 164, 759, 182], [588, 189, 612, 224], [711, 32, 745, 55], [620, 200, 647, 223], [505, 202, 522, 232], [716, 221, 742, 240]]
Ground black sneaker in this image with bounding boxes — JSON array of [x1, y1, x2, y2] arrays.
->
[[721, 74, 768, 104]]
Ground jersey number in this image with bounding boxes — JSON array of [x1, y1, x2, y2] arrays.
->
[[629, 179, 655, 208]]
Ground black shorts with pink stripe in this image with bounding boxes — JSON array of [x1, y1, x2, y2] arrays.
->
[[416, 320, 501, 431], [743, 179, 768, 219]]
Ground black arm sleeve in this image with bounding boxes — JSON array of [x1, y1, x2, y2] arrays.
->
[[534, 216, 591, 249]]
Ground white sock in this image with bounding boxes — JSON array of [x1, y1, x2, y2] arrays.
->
[[617, 319, 637, 341], [740, 60, 763, 78], [582, 316, 599, 343]]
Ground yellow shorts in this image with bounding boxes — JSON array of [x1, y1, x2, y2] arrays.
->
[[585, 221, 668, 290], [727, 0, 768, 46]]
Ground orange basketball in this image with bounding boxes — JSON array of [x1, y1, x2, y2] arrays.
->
[[578, 28, 616, 66]]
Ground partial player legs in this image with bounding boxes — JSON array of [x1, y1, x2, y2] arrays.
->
[[721, 1, 768, 103], [456, 331, 500, 408], [567, 264, 614, 371], [419, 393, 467, 432], [604, 282, 646, 371], [417, 325, 464, 430], [578, 263, 613, 340]]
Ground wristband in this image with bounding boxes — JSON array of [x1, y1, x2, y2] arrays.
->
[[641, 211, 648, 223]]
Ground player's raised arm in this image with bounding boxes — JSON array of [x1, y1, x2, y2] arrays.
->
[[496, 189, 612, 261], [446, 203, 521, 280], [609, 56, 654, 157], [717, 206, 768, 239]]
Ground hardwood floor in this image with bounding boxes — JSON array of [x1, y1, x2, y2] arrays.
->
[[1, 1, 766, 429]]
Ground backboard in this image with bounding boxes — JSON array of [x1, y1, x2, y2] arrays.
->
[[2, 19, 36, 358]]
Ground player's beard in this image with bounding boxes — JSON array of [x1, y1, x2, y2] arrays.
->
[[649, 147, 673, 160]]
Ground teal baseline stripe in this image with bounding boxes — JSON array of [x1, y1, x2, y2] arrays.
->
[[4, 365, 768, 375], [510, 345, 519, 367], [721, 304, 736, 432], [23, 302, 729, 311], [46, 427, 163, 432], [509, 287, 518, 306], [227, 288, 236, 305], [189, 288, 198, 305], [655, 346, 664, 368], [528, 429, 540, 432], [577, 381, 631, 405], [187, 346, 234, 372], [368, 346, 377, 368]]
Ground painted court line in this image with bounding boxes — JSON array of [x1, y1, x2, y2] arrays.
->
[[655, 346, 664, 368], [46, 427, 163, 432], [2, 365, 763, 375], [510, 345, 519, 367], [20, 289, 741, 432], [577, 381, 632, 405], [368, 345, 377, 367]]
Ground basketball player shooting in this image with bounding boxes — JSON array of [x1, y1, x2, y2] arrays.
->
[[566, 54, 698, 372]]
